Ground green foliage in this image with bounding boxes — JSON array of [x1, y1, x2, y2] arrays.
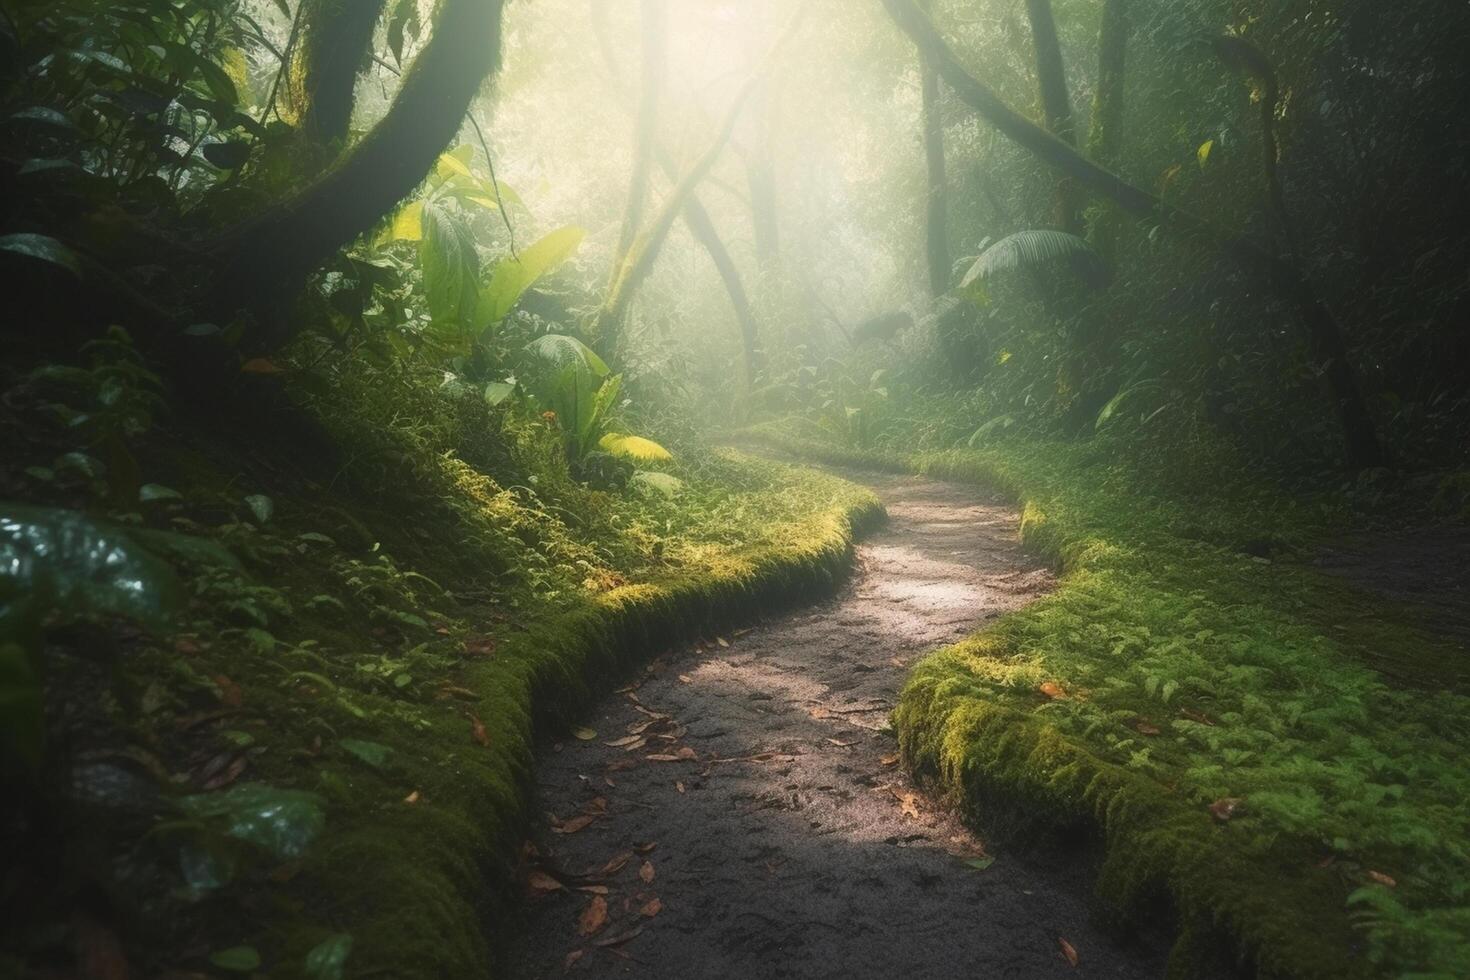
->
[[957, 230, 1105, 292], [421, 200, 482, 333], [478, 225, 586, 327]]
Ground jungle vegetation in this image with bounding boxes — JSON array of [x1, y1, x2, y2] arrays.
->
[[1, 0, 1467, 976]]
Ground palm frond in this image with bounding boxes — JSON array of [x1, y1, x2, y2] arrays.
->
[[959, 230, 1105, 289]]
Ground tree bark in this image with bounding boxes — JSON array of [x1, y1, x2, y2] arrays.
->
[[1085, 0, 1127, 262], [590, 0, 762, 388], [292, 0, 389, 146], [209, 0, 507, 342], [1024, 0, 1081, 233], [879, 0, 1383, 468], [917, 0, 951, 298]]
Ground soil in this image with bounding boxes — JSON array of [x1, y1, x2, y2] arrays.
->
[[511, 470, 1170, 978]]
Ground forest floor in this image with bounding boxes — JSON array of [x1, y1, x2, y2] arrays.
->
[[513, 470, 1168, 978]]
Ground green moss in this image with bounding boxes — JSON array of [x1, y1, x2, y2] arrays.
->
[[744, 424, 1470, 980]]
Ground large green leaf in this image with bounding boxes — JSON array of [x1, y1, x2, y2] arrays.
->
[[178, 783, 326, 860], [525, 333, 608, 379], [478, 226, 585, 327], [958, 230, 1104, 289], [0, 233, 83, 277], [420, 201, 480, 333]]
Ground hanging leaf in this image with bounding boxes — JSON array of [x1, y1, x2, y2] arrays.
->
[[478, 226, 585, 326]]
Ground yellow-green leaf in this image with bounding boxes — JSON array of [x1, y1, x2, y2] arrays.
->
[[599, 434, 673, 462], [1197, 138, 1215, 169]]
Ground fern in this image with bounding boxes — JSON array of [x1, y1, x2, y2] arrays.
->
[[958, 229, 1105, 290]]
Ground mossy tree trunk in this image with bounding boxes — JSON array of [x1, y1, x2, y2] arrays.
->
[[292, 0, 389, 147], [918, 0, 952, 298], [1085, 0, 1128, 263], [1024, 0, 1081, 234], [880, 0, 1383, 468], [208, 0, 507, 346]]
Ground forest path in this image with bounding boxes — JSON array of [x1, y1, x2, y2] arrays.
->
[[512, 469, 1167, 978]]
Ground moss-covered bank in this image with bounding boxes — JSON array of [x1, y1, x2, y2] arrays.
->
[[740, 424, 1470, 980]]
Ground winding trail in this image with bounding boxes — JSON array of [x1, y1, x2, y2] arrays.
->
[[514, 470, 1167, 978]]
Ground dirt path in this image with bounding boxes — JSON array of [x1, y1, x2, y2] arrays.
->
[[512, 471, 1167, 978]]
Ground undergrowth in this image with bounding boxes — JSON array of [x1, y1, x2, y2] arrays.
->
[[743, 418, 1470, 980]]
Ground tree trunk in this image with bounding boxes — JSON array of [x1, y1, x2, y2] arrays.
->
[[611, 0, 667, 271], [293, 0, 389, 146], [917, 0, 951, 298], [880, 0, 1383, 468], [590, 0, 762, 388], [209, 0, 507, 344], [1024, 0, 1081, 233], [1085, 0, 1127, 262]]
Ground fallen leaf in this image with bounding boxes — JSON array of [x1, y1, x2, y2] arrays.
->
[[553, 814, 597, 835], [606, 758, 637, 772], [890, 657, 905, 667], [212, 674, 243, 707], [174, 636, 203, 656], [646, 754, 681, 762], [1180, 707, 1216, 726], [438, 685, 479, 701], [572, 727, 597, 741], [576, 884, 609, 895], [638, 860, 655, 884], [898, 792, 922, 820], [592, 925, 644, 948], [1039, 681, 1065, 699], [675, 747, 696, 760], [1059, 937, 1079, 967], [469, 714, 489, 747], [964, 856, 995, 871], [634, 842, 657, 854], [526, 871, 563, 896], [880, 753, 900, 766], [677, 674, 693, 684], [600, 852, 633, 876], [583, 796, 608, 814], [200, 752, 248, 790], [241, 358, 285, 375], [640, 897, 662, 918], [716, 637, 729, 648], [604, 735, 643, 748], [403, 789, 421, 805], [564, 949, 584, 969], [604, 777, 616, 788], [826, 738, 859, 747], [675, 781, 686, 794], [463, 636, 497, 657], [1209, 797, 1244, 822], [1367, 870, 1397, 888], [1135, 721, 1161, 736], [577, 896, 608, 936]]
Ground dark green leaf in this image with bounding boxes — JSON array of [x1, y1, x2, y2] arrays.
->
[[0, 233, 83, 277]]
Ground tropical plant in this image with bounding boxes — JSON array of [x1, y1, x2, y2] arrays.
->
[[956, 229, 1107, 297]]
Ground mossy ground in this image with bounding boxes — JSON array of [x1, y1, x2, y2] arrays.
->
[[0, 348, 880, 979], [742, 420, 1470, 980]]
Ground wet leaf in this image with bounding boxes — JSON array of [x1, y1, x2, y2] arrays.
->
[[572, 727, 597, 741], [179, 783, 325, 860], [339, 739, 392, 768], [634, 842, 657, 854], [646, 754, 681, 762], [463, 635, 497, 657], [809, 706, 833, 719], [638, 860, 655, 883], [212, 674, 243, 707], [675, 747, 696, 760], [716, 637, 729, 647], [577, 895, 608, 936], [1059, 937, 1079, 967], [1209, 797, 1244, 822], [469, 714, 489, 747], [599, 852, 633, 875], [640, 897, 662, 918]]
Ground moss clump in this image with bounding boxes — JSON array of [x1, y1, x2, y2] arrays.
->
[[745, 423, 1470, 980]]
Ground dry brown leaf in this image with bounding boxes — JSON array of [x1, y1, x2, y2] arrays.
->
[[553, 814, 597, 835], [1059, 937, 1079, 967], [1367, 870, 1397, 888], [809, 705, 833, 719], [577, 896, 608, 936], [638, 860, 655, 884], [1135, 721, 1161, 736], [898, 792, 922, 820], [606, 758, 637, 772], [403, 789, 422, 805], [646, 754, 681, 762], [677, 674, 693, 684], [1039, 681, 1065, 699], [469, 714, 489, 747], [526, 871, 563, 896], [675, 781, 686, 794], [600, 852, 633, 876], [640, 897, 662, 918], [890, 657, 905, 667], [1209, 797, 1244, 822], [564, 949, 584, 969], [212, 674, 243, 707], [676, 747, 697, 760], [1180, 707, 1216, 726], [879, 753, 901, 766], [826, 738, 859, 747], [463, 635, 497, 658], [584, 797, 608, 814], [604, 735, 642, 747], [174, 636, 204, 656], [576, 884, 609, 895]]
